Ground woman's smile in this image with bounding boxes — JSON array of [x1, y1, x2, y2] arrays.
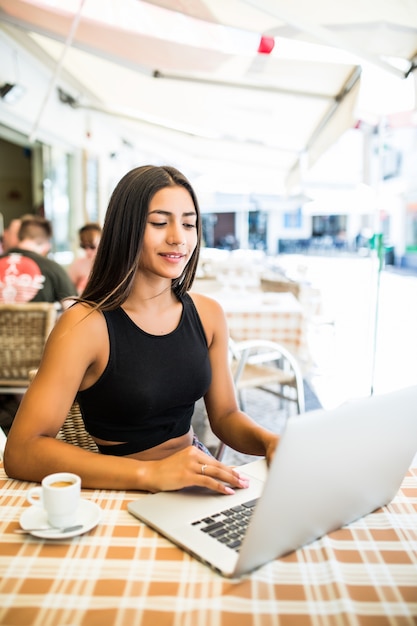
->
[[159, 251, 187, 263]]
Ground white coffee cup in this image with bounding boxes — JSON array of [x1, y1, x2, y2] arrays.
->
[[26, 472, 81, 528]]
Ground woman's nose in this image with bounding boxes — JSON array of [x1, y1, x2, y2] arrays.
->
[[167, 224, 185, 245]]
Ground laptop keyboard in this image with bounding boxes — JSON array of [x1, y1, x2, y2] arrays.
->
[[191, 499, 258, 552]]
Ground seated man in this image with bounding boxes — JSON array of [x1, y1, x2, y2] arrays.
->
[[0, 216, 77, 306]]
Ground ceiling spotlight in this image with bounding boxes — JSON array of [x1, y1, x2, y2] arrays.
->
[[57, 87, 79, 108], [0, 82, 25, 104]]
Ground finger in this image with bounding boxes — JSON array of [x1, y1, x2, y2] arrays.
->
[[190, 447, 250, 490], [196, 462, 250, 492], [198, 472, 236, 495], [194, 451, 246, 481]]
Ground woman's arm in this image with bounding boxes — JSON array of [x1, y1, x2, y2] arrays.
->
[[3, 303, 247, 493], [4, 303, 137, 486], [190, 293, 279, 464]]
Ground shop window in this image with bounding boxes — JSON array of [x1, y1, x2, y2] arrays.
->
[[283, 207, 302, 229]]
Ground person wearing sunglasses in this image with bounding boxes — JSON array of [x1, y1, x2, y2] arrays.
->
[[68, 223, 102, 294]]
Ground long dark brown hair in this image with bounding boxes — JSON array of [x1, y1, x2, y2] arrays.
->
[[79, 165, 202, 309]]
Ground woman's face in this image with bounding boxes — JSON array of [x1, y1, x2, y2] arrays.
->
[[80, 231, 101, 260], [139, 185, 198, 281]]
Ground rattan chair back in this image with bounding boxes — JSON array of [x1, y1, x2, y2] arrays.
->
[[28, 369, 98, 452], [56, 401, 99, 452], [0, 303, 57, 393]]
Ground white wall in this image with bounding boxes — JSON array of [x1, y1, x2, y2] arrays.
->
[[0, 27, 156, 248]]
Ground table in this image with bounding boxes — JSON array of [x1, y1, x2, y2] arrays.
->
[[208, 290, 307, 363], [1, 460, 416, 626]]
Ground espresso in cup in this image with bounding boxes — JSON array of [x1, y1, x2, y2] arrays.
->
[[27, 472, 81, 527], [50, 480, 75, 488]]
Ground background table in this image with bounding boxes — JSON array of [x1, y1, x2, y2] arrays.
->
[[200, 290, 307, 364], [1, 460, 416, 626]]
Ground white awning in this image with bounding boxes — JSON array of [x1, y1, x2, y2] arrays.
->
[[0, 0, 415, 193]]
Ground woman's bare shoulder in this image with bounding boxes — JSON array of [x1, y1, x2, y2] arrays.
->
[[42, 303, 108, 380], [50, 302, 106, 342], [188, 291, 225, 317], [189, 292, 225, 321], [60, 301, 100, 320], [188, 291, 228, 346]]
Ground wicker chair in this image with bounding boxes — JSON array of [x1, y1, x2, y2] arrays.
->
[[56, 400, 99, 452], [28, 368, 98, 452], [0, 303, 57, 394]]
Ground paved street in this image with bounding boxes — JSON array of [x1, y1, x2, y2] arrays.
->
[[279, 254, 417, 409], [195, 252, 417, 465]]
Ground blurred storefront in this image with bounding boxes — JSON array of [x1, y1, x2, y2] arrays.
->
[[0, 10, 416, 268]]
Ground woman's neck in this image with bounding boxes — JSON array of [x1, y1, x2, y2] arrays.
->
[[122, 279, 182, 335], [125, 275, 176, 311]]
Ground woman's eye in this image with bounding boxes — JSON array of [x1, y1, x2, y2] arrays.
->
[[150, 221, 167, 227], [184, 223, 196, 229]]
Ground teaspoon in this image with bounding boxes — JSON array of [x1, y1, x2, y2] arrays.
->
[[15, 524, 83, 535]]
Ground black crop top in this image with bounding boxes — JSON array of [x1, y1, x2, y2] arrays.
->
[[77, 293, 211, 455]]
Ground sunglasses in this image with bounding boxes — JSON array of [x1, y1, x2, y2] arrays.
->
[[80, 243, 97, 250]]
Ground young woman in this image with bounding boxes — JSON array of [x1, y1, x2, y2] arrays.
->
[[67, 222, 102, 294], [4, 165, 278, 494]]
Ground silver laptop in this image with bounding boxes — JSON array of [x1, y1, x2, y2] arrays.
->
[[128, 386, 417, 578]]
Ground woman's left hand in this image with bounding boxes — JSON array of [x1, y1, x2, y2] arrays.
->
[[264, 434, 280, 466]]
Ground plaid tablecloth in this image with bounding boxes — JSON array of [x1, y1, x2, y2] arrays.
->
[[1, 462, 416, 626], [210, 291, 307, 362]]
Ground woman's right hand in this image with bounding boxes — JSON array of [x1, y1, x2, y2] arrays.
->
[[140, 445, 250, 494]]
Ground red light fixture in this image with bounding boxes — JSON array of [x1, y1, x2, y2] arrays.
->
[[258, 36, 275, 54]]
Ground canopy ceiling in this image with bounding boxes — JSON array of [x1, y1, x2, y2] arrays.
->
[[0, 0, 415, 194], [144, 0, 417, 76]]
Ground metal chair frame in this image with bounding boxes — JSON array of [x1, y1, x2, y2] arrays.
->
[[215, 338, 305, 460]]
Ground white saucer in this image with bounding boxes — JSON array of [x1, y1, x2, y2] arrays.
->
[[19, 499, 102, 539]]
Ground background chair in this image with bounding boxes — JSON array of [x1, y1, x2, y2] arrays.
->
[[214, 339, 305, 461], [260, 276, 301, 299], [0, 303, 57, 394], [230, 339, 305, 413]]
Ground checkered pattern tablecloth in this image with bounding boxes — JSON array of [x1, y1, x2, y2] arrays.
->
[[1, 462, 416, 626], [225, 308, 303, 352], [210, 291, 307, 361]]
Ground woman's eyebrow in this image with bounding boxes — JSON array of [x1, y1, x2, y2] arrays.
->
[[148, 209, 196, 217]]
